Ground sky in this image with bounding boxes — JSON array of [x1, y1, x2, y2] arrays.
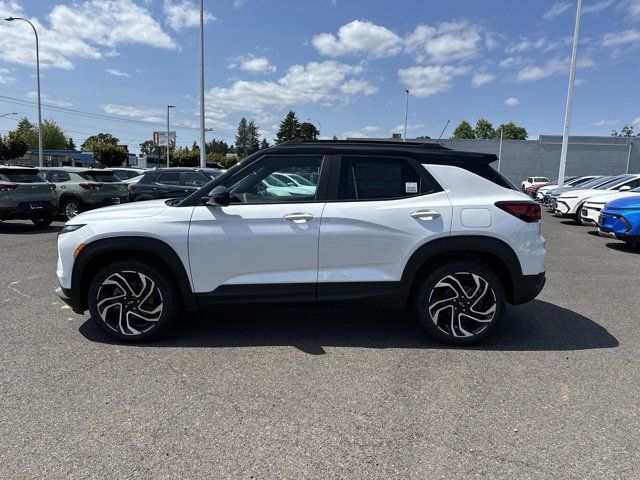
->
[[0, 0, 639, 154]]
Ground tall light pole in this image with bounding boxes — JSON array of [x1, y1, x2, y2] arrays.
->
[[198, 0, 206, 168], [403, 89, 410, 141], [497, 127, 503, 172], [166, 105, 175, 168], [557, 0, 582, 188], [5, 16, 43, 167]]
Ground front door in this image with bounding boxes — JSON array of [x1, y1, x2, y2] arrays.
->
[[188, 154, 328, 302]]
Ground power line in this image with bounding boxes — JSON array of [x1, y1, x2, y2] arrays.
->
[[0, 95, 200, 130]]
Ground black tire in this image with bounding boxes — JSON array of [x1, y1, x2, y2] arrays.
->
[[413, 261, 505, 346], [32, 216, 53, 227], [61, 198, 82, 220], [88, 260, 177, 342], [574, 205, 584, 224]]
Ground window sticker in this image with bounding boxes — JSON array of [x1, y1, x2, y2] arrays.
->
[[405, 182, 418, 193]]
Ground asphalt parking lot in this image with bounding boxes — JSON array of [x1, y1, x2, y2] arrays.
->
[[0, 212, 638, 479]]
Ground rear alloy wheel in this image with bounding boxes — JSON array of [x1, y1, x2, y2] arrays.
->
[[88, 260, 176, 341], [62, 199, 81, 219], [414, 262, 505, 345], [32, 216, 53, 227]]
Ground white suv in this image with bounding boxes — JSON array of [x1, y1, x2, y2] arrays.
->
[[56, 141, 546, 345]]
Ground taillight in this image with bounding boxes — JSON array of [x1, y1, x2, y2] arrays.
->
[[79, 182, 102, 190], [48, 183, 56, 190], [128, 184, 136, 191], [495, 201, 541, 222], [0, 183, 18, 192]]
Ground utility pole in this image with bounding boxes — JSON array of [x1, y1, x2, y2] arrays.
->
[[403, 89, 409, 141], [497, 128, 503, 172], [166, 105, 175, 168], [199, 0, 206, 168], [557, 0, 582, 188], [5, 17, 42, 167]]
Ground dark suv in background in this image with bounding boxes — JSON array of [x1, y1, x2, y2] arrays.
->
[[128, 168, 215, 201]]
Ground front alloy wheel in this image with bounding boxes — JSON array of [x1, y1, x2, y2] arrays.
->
[[414, 262, 505, 345], [88, 261, 176, 341], [63, 199, 81, 219]]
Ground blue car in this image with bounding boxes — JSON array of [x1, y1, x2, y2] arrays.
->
[[598, 194, 640, 244]]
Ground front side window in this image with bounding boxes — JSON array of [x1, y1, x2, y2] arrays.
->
[[224, 155, 322, 204], [337, 157, 433, 201], [47, 171, 71, 182]]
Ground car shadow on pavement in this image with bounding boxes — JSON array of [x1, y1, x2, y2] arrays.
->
[[79, 300, 618, 354], [605, 242, 640, 254], [0, 222, 63, 234]]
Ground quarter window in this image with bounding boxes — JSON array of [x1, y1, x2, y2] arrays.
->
[[337, 157, 433, 201]]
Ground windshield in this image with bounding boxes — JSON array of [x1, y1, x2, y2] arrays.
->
[[596, 175, 634, 190], [285, 173, 314, 186], [569, 176, 597, 187], [80, 172, 120, 183], [263, 174, 289, 187], [578, 176, 612, 189]]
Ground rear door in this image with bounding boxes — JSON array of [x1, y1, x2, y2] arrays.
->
[[318, 155, 452, 297], [154, 171, 191, 198]]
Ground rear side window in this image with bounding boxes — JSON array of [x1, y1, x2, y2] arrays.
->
[[79, 172, 120, 183], [157, 172, 181, 185], [337, 157, 437, 201], [46, 171, 71, 182]]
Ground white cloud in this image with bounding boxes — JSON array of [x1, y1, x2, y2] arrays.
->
[[514, 56, 595, 82], [163, 0, 215, 31], [634, 116, 640, 126], [543, 2, 572, 20], [312, 20, 402, 58], [106, 68, 130, 78], [590, 119, 620, 126], [602, 29, 640, 47], [228, 55, 276, 74], [339, 78, 378, 95], [391, 123, 427, 134], [101, 103, 164, 122], [405, 21, 487, 63], [398, 65, 467, 98], [499, 56, 528, 69], [207, 61, 372, 113], [504, 97, 519, 107], [627, 0, 640, 18], [343, 125, 382, 138], [25, 91, 73, 107], [471, 72, 495, 87], [0, 0, 176, 70], [583, 0, 615, 14]]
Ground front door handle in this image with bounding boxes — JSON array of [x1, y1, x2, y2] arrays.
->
[[411, 210, 441, 220], [284, 212, 314, 223]]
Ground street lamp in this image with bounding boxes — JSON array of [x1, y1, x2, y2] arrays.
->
[[403, 89, 410, 141], [198, 0, 206, 168], [5, 17, 43, 167], [0, 112, 18, 118], [166, 105, 175, 168]]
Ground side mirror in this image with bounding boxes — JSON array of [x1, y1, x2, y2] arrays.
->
[[205, 185, 230, 206], [618, 185, 631, 191]]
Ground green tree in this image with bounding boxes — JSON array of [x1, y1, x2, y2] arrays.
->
[[81, 133, 119, 151], [260, 138, 269, 150], [451, 120, 475, 139], [332, 135, 338, 140], [66, 137, 76, 150], [235, 117, 251, 158], [474, 118, 495, 139], [247, 120, 261, 155], [496, 122, 528, 140], [299, 122, 320, 140], [206, 138, 229, 155], [0, 132, 28, 161], [13, 117, 67, 149], [93, 143, 128, 167], [172, 146, 199, 167], [611, 125, 639, 137], [275, 111, 301, 144]]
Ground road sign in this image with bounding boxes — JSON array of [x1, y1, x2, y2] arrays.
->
[[153, 131, 176, 147]]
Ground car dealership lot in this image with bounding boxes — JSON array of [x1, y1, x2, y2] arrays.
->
[[0, 213, 638, 479]]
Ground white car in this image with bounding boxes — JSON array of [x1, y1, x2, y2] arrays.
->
[[55, 140, 546, 346], [580, 186, 640, 225], [521, 176, 549, 192], [536, 176, 598, 201], [555, 174, 640, 220]]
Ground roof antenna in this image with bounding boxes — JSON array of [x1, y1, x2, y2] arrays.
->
[[437, 120, 450, 144]]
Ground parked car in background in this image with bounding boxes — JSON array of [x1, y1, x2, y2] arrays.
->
[[0, 166, 58, 227], [521, 176, 549, 192], [128, 168, 211, 201], [580, 186, 640, 225], [39, 167, 129, 220], [555, 174, 640, 220], [112, 167, 146, 181], [200, 168, 225, 180], [543, 176, 610, 210], [598, 195, 640, 245], [55, 140, 545, 345], [535, 176, 597, 200]]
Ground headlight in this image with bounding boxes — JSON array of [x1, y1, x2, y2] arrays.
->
[[60, 224, 86, 235]]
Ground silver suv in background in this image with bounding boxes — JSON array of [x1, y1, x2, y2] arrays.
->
[[39, 167, 129, 219], [0, 166, 58, 227]]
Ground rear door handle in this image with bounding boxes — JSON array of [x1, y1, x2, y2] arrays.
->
[[284, 212, 314, 223], [411, 210, 441, 220]]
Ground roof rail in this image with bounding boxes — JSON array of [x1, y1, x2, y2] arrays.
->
[[278, 139, 449, 150]]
